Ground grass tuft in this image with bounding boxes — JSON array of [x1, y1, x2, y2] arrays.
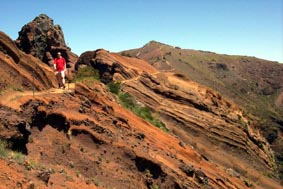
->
[[107, 81, 121, 95], [118, 92, 168, 132]]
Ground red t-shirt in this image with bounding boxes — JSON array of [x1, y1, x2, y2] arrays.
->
[[54, 57, 66, 71]]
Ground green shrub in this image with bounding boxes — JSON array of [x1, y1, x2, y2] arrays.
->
[[11, 86, 24, 92], [74, 66, 100, 82], [118, 92, 168, 132], [151, 118, 168, 132], [0, 139, 26, 163], [10, 151, 25, 164], [109, 84, 168, 132], [108, 81, 121, 95], [136, 107, 153, 121], [24, 159, 38, 170], [119, 92, 135, 109]]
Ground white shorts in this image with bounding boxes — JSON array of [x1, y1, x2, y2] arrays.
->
[[55, 71, 65, 84]]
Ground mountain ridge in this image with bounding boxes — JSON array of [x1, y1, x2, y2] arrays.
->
[[0, 14, 282, 188], [128, 40, 282, 64]]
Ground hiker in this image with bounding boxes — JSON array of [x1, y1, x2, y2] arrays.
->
[[54, 52, 66, 89]]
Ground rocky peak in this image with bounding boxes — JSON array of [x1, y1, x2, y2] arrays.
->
[[16, 14, 77, 70], [32, 14, 67, 48]]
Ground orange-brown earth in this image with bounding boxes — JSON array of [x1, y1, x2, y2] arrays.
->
[[0, 31, 57, 91], [0, 31, 282, 189], [73, 49, 281, 188], [121, 40, 283, 181]]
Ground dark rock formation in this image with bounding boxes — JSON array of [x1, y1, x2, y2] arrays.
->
[[16, 14, 78, 71], [195, 169, 208, 185]]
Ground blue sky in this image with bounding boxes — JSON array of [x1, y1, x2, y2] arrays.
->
[[1, 0, 282, 62]]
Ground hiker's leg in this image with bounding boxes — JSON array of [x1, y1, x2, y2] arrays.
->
[[57, 72, 63, 88], [55, 71, 61, 87], [61, 71, 65, 85]]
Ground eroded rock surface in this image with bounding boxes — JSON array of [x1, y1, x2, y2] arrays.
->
[[16, 14, 78, 70], [76, 49, 281, 188], [0, 31, 57, 91]]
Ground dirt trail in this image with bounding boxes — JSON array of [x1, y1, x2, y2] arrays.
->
[[0, 83, 76, 110]]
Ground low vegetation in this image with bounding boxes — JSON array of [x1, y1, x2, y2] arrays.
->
[[0, 139, 25, 164], [73, 66, 100, 82], [0, 84, 24, 95], [107, 81, 121, 95], [108, 82, 168, 132]]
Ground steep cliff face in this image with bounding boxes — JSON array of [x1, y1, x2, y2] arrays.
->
[[16, 14, 78, 70]]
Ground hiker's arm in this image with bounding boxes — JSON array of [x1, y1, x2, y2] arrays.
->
[[53, 59, 57, 70]]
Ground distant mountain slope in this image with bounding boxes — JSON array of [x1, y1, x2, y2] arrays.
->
[[121, 40, 283, 179], [121, 41, 283, 113]]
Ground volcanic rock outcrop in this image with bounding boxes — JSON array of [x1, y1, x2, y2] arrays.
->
[[16, 14, 78, 70]]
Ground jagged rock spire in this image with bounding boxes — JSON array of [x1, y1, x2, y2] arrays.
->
[[16, 14, 77, 68]]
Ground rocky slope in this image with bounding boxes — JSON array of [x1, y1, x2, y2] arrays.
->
[[0, 32, 280, 188], [0, 81, 259, 189], [121, 41, 283, 178], [0, 35, 252, 188], [0, 16, 282, 188], [0, 31, 57, 92], [75, 49, 281, 188]]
